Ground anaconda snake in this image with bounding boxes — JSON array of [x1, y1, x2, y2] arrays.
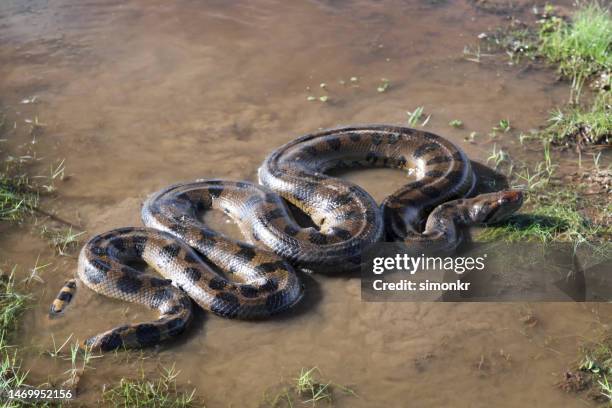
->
[[51, 125, 523, 351]]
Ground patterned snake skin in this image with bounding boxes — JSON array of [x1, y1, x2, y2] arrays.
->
[[50, 125, 523, 351]]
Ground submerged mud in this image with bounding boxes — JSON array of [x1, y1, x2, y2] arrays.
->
[[0, 0, 607, 406]]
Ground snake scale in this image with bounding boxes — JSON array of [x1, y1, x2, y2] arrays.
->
[[50, 125, 523, 351]]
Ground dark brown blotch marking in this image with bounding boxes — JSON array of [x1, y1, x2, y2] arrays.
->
[[150, 277, 172, 287], [57, 291, 72, 303], [264, 208, 285, 221], [425, 170, 445, 178], [184, 267, 202, 282], [309, 231, 328, 245], [184, 252, 199, 264], [256, 261, 285, 274], [132, 236, 148, 256], [445, 170, 466, 184], [208, 277, 227, 290], [164, 316, 186, 336], [197, 231, 218, 250], [349, 133, 361, 142], [413, 143, 440, 158], [84, 259, 110, 284], [421, 186, 441, 198], [161, 243, 181, 259], [244, 195, 264, 208], [135, 324, 162, 346], [284, 225, 299, 236], [426, 155, 451, 165], [110, 237, 126, 252], [90, 245, 107, 256], [265, 291, 286, 314], [92, 332, 124, 351], [236, 244, 257, 262], [116, 274, 143, 294], [365, 151, 379, 163], [211, 292, 240, 318], [152, 288, 174, 305], [239, 285, 259, 298], [304, 146, 318, 156], [326, 137, 341, 150]]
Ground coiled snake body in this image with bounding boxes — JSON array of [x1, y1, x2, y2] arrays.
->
[[51, 125, 523, 351]]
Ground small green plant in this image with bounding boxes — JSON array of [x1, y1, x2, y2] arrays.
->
[[406, 107, 430, 127], [543, 91, 611, 145], [263, 367, 357, 407], [0, 172, 38, 222], [599, 376, 612, 401], [0, 268, 31, 405], [102, 365, 198, 408], [495, 119, 511, 132], [539, 3, 612, 102], [23, 254, 51, 285], [63, 342, 100, 389], [377, 78, 390, 93], [40, 225, 85, 256], [449, 119, 463, 128], [46, 334, 74, 359], [486, 144, 510, 169]]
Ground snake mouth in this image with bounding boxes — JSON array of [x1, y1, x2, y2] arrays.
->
[[500, 190, 524, 206], [481, 190, 524, 224]]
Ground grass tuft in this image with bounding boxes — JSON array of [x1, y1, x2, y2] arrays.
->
[[539, 2, 612, 101], [0, 268, 31, 406], [559, 331, 612, 403], [263, 367, 357, 407], [544, 90, 611, 146], [39, 226, 85, 256], [478, 140, 610, 248], [102, 365, 198, 408], [0, 172, 37, 222]]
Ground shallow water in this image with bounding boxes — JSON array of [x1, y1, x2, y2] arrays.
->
[[1, 0, 608, 406]]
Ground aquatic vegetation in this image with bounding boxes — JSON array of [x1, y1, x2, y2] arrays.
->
[[0, 268, 31, 408], [538, 2, 612, 101], [543, 90, 611, 146], [0, 171, 37, 222], [377, 78, 390, 93], [101, 365, 198, 408], [558, 331, 612, 403], [406, 106, 430, 127], [481, 2, 612, 145], [495, 119, 511, 133], [263, 367, 357, 407], [478, 143, 610, 248], [449, 119, 463, 128], [39, 226, 85, 256]]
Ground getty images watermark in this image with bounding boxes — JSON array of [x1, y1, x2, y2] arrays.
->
[[361, 242, 611, 302], [370, 253, 487, 292]]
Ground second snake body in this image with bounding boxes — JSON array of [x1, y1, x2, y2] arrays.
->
[[52, 125, 523, 350]]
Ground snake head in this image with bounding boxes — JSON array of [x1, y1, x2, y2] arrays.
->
[[472, 190, 524, 224]]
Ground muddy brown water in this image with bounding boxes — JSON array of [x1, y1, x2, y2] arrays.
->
[[0, 0, 609, 407]]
